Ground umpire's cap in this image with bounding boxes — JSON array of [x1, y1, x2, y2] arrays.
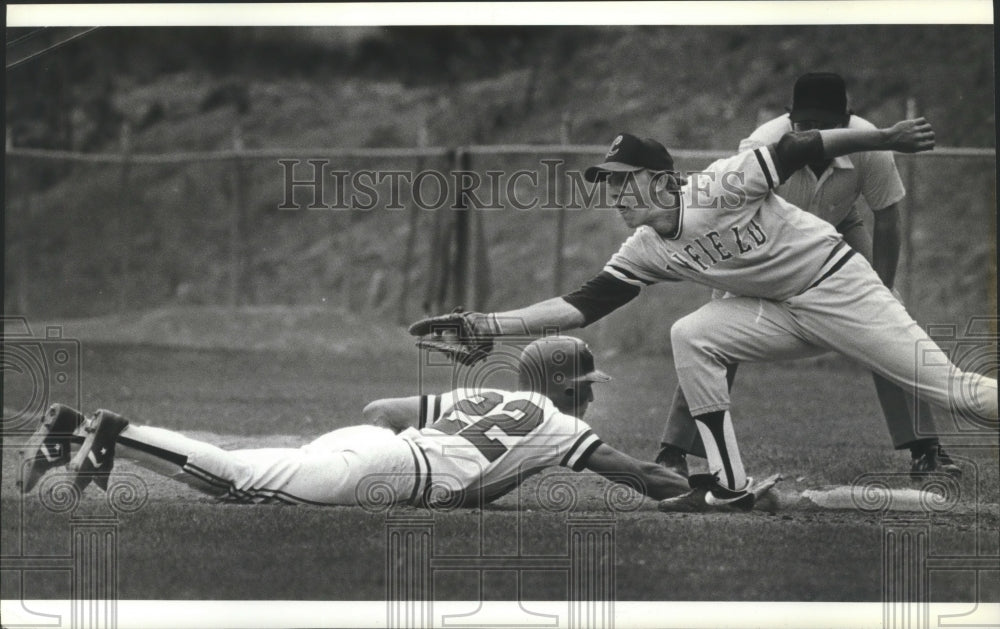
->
[[789, 72, 850, 125], [584, 133, 674, 182], [517, 336, 611, 397]]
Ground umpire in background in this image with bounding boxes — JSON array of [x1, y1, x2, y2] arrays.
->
[[655, 71, 959, 479]]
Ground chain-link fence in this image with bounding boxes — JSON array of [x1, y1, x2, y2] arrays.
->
[[5, 132, 995, 352]]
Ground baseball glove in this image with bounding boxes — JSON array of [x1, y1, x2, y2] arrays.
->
[[408, 308, 498, 366]]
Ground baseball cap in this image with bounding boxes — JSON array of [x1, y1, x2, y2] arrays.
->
[[574, 343, 612, 383], [584, 133, 674, 183], [789, 72, 850, 125], [517, 336, 612, 392]]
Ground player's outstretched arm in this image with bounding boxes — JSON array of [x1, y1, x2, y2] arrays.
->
[[490, 297, 586, 335], [407, 297, 587, 366], [408, 297, 586, 339], [409, 272, 639, 366], [820, 117, 935, 158], [584, 443, 689, 500], [409, 266, 644, 341], [772, 118, 934, 183]]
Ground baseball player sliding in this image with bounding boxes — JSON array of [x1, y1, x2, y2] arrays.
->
[[657, 72, 958, 481], [410, 117, 998, 511], [19, 337, 708, 509]]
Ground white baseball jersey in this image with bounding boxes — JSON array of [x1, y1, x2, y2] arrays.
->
[[116, 388, 601, 508], [605, 147, 852, 301], [739, 114, 905, 225], [400, 388, 602, 506]]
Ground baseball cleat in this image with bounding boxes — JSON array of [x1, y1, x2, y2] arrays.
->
[[705, 484, 756, 509], [658, 486, 752, 513], [658, 474, 782, 513], [654, 444, 689, 478], [18, 403, 85, 494], [910, 445, 962, 480], [68, 410, 129, 492]]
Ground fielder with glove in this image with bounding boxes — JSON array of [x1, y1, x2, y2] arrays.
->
[[410, 117, 997, 513], [655, 72, 960, 485]]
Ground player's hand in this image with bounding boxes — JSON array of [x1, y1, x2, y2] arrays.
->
[[750, 473, 782, 500], [408, 308, 499, 366], [885, 118, 935, 153]]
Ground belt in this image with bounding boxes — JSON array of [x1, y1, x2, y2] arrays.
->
[[803, 241, 856, 292]]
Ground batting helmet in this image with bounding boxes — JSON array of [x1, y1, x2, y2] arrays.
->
[[517, 336, 611, 416]]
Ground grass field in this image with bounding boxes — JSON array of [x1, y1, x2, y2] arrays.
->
[[3, 323, 998, 613]]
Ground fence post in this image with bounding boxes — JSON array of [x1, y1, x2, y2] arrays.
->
[[118, 121, 132, 315], [901, 97, 917, 306], [423, 200, 445, 314], [452, 148, 470, 308], [553, 112, 571, 295], [230, 123, 245, 307], [433, 219, 454, 313], [471, 197, 492, 311], [423, 143, 454, 316], [398, 122, 428, 324]]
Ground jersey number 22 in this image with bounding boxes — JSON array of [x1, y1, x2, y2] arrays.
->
[[431, 392, 544, 462]]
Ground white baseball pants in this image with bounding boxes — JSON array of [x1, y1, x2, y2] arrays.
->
[[671, 254, 998, 420], [116, 424, 420, 505]]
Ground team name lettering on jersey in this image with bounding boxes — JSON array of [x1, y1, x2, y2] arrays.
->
[[669, 220, 768, 272], [605, 146, 848, 300], [732, 219, 768, 252]]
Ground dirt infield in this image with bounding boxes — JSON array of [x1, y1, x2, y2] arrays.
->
[[3, 342, 998, 607]]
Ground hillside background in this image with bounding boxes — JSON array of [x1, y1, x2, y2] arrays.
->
[[5, 25, 996, 354]]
